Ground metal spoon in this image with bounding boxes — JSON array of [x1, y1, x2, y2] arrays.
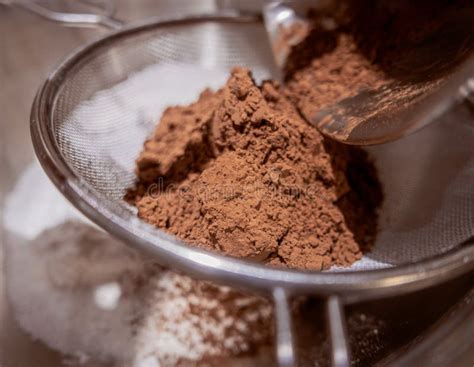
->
[[263, 1, 474, 145]]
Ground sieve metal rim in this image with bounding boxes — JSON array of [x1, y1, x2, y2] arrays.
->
[[30, 12, 474, 302]]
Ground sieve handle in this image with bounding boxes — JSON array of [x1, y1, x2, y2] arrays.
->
[[3, 0, 124, 30], [273, 288, 351, 367]]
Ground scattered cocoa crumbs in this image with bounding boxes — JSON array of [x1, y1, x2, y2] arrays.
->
[[128, 67, 382, 270]]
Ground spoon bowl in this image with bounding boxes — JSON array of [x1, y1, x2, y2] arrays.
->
[[263, 1, 474, 145]]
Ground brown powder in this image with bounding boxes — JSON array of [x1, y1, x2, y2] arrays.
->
[[128, 68, 382, 270], [284, 32, 388, 124], [127, 0, 474, 271], [283, 1, 473, 138]]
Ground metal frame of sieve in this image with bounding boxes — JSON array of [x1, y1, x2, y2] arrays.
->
[[24, 6, 474, 367]]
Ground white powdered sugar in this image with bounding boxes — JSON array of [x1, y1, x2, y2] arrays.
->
[[5, 218, 139, 363], [4, 160, 85, 240], [133, 273, 272, 366], [4, 162, 272, 366]]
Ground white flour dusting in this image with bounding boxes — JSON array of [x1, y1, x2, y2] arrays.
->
[[5, 162, 272, 366]]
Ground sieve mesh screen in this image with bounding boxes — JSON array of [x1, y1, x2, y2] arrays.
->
[[51, 21, 474, 272]]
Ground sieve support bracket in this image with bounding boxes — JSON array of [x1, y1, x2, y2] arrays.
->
[[273, 289, 351, 367], [273, 287, 296, 367], [326, 296, 351, 367]]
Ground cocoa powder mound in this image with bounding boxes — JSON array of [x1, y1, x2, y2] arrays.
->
[[128, 68, 382, 270]]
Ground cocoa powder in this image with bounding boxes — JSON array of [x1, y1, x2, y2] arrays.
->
[[128, 68, 382, 270], [126, 0, 474, 270], [284, 32, 388, 125], [284, 0, 473, 135]]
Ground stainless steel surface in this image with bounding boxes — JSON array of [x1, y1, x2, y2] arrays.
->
[[262, 1, 474, 145], [262, 1, 332, 75], [384, 284, 474, 367], [262, 1, 309, 77]]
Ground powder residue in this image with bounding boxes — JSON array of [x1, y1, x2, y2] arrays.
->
[[135, 271, 272, 366], [128, 67, 382, 270]]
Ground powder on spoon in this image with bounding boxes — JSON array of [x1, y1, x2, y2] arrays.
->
[[283, 0, 473, 139], [128, 67, 382, 270]]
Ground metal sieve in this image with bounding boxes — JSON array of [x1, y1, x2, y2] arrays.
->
[[19, 3, 474, 366]]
